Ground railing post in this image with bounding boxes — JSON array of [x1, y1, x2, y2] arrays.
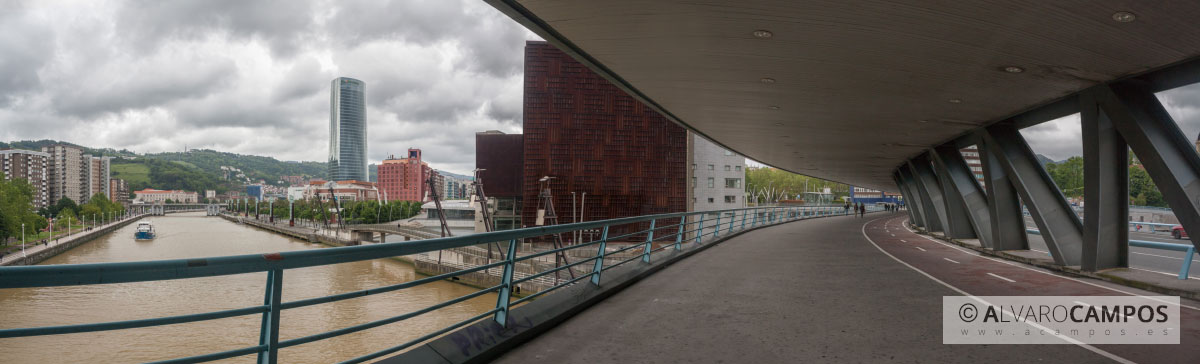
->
[[695, 214, 706, 244], [495, 239, 520, 325], [752, 209, 758, 226], [741, 209, 748, 230], [592, 226, 611, 284], [727, 212, 735, 234], [257, 269, 283, 364], [1180, 246, 1195, 280], [642, 219, 656, 263], [674, 219, 684, 251], [713, 214, 721, 238]]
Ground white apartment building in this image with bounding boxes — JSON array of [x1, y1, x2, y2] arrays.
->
[[688, 133, 746, 211]]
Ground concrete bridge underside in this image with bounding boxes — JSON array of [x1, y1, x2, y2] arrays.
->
[[493, 213, 1199, 363]]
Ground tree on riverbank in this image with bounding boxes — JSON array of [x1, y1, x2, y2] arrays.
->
[[0, 173, 48, 244]]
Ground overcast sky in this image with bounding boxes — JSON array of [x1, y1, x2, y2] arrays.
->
[[0, 0, 537, 174], [3, 1, 1200, 176]]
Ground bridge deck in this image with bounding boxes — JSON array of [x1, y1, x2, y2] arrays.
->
[[495, 212, 1196, 363]]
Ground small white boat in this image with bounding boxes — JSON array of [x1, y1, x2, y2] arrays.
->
[[135, 221, 156, 240]]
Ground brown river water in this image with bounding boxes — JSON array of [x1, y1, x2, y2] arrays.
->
[[0, 212, 496, 363]]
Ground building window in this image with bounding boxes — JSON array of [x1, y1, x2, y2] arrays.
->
[[707, 164, 714, 170], [725, 178, 740, 188], [723, 149, 733, 156], [707, 197, 714, 203], [692, 163, 696, 170], [735, 166, 741, 172], [724, 165, 731, 171], [725, 195, 736, 203], [707, 177, 714, 188]]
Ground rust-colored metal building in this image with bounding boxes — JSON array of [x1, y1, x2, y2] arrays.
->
[[520, 41, 687, 235]]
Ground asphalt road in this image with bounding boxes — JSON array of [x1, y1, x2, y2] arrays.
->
[[1022, 216, 1199, 279]]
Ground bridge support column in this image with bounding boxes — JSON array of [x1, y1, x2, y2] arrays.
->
[[907, 154, 949, 233], [355, 231, 374, 243], [978, 137, 1029, 251], [981, 123, 1083, 266], [892, 171, 920, 226], [1096, 82, 1200, 253], [379, 233, 387, 243], [896, 167, 928, 229], [1080, 88, 1129, 271], [930, 145, 988, 244]]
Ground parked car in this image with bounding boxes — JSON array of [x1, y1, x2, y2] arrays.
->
[[1172, 225, 1189, 240]]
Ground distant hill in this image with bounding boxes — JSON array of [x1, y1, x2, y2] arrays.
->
[[1035, 154, 1054, 166], [436, 170, 474, 181], [3, 139, 324, 194]]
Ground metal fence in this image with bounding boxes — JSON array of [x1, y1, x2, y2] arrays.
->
[[0, 204, 878, 364]]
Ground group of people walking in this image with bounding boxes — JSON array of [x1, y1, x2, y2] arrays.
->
[[844, 202, 867, 217], [843, 202, 904, 217]]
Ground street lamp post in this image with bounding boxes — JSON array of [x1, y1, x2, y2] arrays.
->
[[21, 223, 26, 258]]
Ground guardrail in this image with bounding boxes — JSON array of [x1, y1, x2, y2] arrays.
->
[[1025, 228, 1196, 279], [0, 204, 879, 363]]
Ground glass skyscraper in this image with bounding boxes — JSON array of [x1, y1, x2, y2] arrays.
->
[[329, 77, 367, 181]]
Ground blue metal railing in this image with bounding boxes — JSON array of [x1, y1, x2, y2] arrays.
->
[[0, 204, 880, 363], [1025, 228, 1196, 279]]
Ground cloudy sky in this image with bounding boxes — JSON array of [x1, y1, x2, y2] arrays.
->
[[0, 0, 537, 174], [3, 1, 1200, 175]]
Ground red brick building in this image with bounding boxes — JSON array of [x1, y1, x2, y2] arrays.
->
[[378, 148, 438, 202], [520, 41, 688, 233]]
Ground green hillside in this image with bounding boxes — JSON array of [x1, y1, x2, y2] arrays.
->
[[3, 139, 326, 195]]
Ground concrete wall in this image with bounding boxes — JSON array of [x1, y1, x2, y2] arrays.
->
[[690, 133, 746, 211]]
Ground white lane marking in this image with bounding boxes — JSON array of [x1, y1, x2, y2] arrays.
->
[[943, 258, 960, 264], [900, 239, 907, 243], [987, 273, 1016, 283], [915, 246, 926, 252], [860, 217, 1135, 364], [890, 233, 895, 237], [1131, 251, 1200, 262], [899, 217, 1200, 312], [1128, 267, 1198, 281]]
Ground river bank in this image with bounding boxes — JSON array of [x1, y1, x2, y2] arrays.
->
[[0, 214, 147, 266]]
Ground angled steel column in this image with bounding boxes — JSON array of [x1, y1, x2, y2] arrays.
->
[[978, 138, 1028, 251], [1080, 89, 1129, 271], [931, 145, 989, 244], [908, 154, 951, 233], [893, 171, 921, 226], [900, 162, 937, 231], [1097, 82, 1200, 251], [897, 167, 928, 228], [980, 123, 1083, 265]]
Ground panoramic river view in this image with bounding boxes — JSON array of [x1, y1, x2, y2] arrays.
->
[[0, 212, 496, 363]]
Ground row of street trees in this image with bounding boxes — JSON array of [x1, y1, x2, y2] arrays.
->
[[745, 167, 850, 205], [1042, 156, 1166, 207], [1, 173, 124, 245]]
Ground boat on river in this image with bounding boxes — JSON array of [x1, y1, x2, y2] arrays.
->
[[134, 221, 156, 240]]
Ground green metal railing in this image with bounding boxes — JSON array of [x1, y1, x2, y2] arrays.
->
[[0, 205, 879, 363]]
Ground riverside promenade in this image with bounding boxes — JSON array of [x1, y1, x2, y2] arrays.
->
[[0, 214, 146, 266]]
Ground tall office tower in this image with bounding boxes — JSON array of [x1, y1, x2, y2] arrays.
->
[[0, 149, 51, 209], [41, 144, 89, 205], [329, 77, 368, 181], [86, 156, 111, 200], [521, 41, 688, 236]]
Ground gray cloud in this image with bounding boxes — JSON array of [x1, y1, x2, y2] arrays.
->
[[0, 0, 538, 175]]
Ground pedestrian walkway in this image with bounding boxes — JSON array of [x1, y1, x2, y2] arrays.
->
[[495, 212, 1187, 363], [0, 215, 141, 266]]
